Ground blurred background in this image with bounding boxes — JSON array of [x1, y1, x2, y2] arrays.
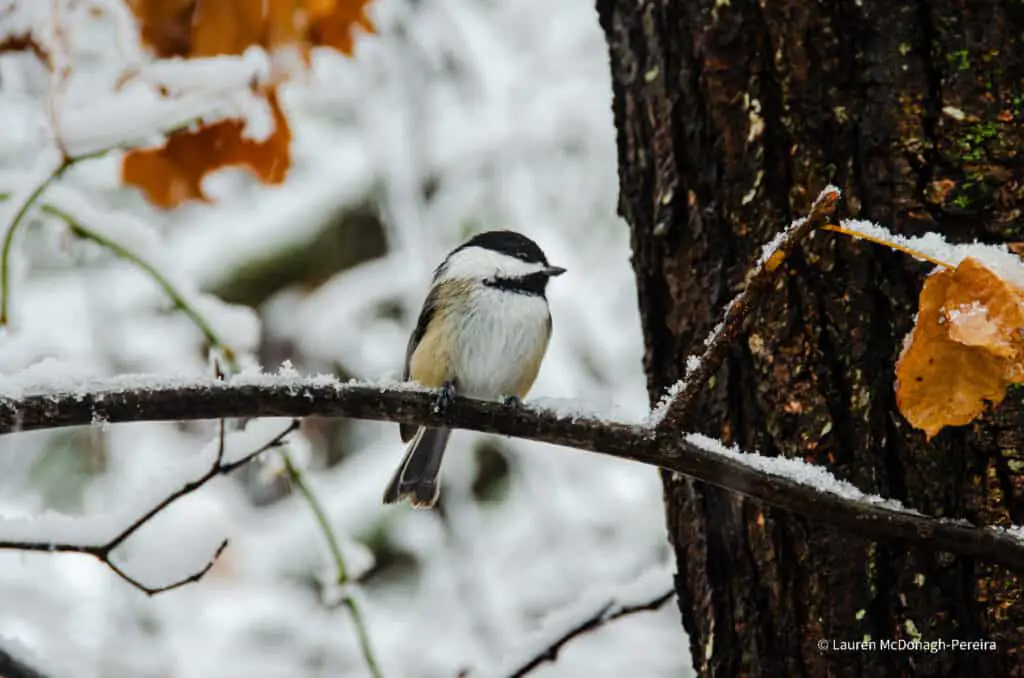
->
[[0, 0, 690, 676]]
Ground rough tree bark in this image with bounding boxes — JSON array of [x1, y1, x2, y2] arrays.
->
[[597, 1, 1024, 676]]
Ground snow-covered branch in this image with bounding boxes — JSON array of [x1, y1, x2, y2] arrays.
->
[[654, 185, 841, 430], [2, 372, 1024, 571]]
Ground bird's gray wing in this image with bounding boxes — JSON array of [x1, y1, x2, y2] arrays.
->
[[401, 286, 441, 442]]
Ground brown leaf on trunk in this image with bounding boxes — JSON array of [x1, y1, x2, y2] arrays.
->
[[121, 88, 291, 208], [896, 257, 1024, 439]]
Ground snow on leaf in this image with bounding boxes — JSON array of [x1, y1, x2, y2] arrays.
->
[[119, 0, 376, 208], [896, 257, 1024, 439], [121, 87, 291, 208]]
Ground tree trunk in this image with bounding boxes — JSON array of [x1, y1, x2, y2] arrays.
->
[[597, 0, 1024, 675]]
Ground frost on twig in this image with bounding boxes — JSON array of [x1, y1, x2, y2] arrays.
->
[[2, 370, 1024, 571], [651, 185, 841, 430], [0, 419, 299, 595]]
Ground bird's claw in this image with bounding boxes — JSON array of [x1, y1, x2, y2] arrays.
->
[[501, 395, 521, 408], [433, 380, 456, 414]]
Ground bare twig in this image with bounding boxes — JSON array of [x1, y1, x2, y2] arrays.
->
[[504, 588, 676, 678], [0, 420, 299, 595], [280, 452, 383, 678], [1, 377, 1024, 570], [656, 186, 840, 431]]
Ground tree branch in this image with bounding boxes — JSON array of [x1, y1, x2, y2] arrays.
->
[[0, 645, 51, 678], [504, 588, 676, 678], [0, 418, 299, 595], [2, 375, 1024, 571], [654, 185, 840, 431]]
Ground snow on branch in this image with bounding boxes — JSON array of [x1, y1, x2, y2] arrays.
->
[[652, 185, 840, 430], [2, 370, 1024, 572]]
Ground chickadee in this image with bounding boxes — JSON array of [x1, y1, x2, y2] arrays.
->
[[383, 230, 566, 508]]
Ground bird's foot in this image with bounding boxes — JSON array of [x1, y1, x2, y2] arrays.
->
[[434, 380, 456, 414], [501, 394, 522, 408]]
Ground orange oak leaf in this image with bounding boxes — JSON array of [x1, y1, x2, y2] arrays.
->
[[121, 88, 291, 208], [308, 0, 376, 56], [127, 0, 375, 59], [121, 1, 374, 207], [895, 257, 1024, 439]]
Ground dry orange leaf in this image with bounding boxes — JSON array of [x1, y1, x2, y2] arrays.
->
[[121, 0, 374, 208], [124, 0, 196, 57], [127, 0, 375, 59], [122, 88, 291, 208], [895, 257, 1024, 439]]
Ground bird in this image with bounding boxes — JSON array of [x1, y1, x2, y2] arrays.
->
[[383, 230, 566, 508]]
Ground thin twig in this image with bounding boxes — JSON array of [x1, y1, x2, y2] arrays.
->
[[0, 420, 299, 595], [504, 588, 676, 677], [47, 0, 70, 161], [656, 186, 841, 431], [39, 202, 238, 368], [280, 452, 383, 678], [1, 159, 69, 325], [1, 378, 1024, 571]]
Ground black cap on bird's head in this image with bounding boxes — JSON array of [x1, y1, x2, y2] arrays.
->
[[442, 230, 567, 287], [455, 230, 550, 265]]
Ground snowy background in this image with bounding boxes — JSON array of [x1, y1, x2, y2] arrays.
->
[[0, 0, 691, 676]]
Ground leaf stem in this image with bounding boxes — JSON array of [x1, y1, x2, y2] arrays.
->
[[0, 160, 69, 325], [822, 223, 953, 268]]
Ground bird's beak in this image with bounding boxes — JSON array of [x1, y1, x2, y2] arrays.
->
[[545, 265, 567, 277]]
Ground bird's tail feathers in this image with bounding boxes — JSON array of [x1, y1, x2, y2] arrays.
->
[[382, 427, 452, 508]]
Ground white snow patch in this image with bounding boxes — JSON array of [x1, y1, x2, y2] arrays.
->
[[684, 432, 914, 513], [489, 564, 675, 677], [646, 379, 687, 427], [838, 218, 1024, 289]]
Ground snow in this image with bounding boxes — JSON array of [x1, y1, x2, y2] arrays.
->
[[1002, 524, 1024, 543], [647, 380, 687, 427], [0, 1, 686, 676], [837, 218, 1024, 288], [684, 432, 914, 513], [489, 564, 675, 677], [755, 185, 840, 267]]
